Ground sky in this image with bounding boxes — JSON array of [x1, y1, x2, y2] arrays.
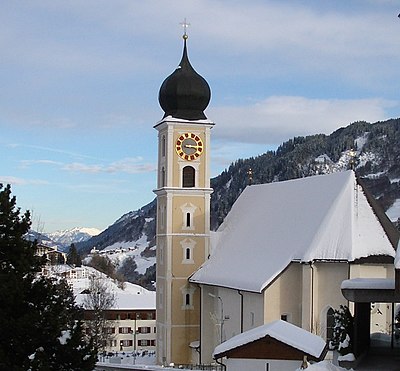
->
[[1, 1, 400, 233]]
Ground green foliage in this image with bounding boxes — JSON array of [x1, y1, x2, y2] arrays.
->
[[0, 184, 96, 370], [330, 305, 354, 356]]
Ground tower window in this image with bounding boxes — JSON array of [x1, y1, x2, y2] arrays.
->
[[182, 166, 195, 187], [161, 167, 166, 187], [181, 286, 195, 310], [186, 212, 191, 227], [161, 135, 166, 157], [181, 238, 195, 264]]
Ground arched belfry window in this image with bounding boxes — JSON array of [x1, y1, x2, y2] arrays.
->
[[182, 166, 195, 188]]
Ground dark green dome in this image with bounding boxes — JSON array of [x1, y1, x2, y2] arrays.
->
[[158, 38, 211, 120]]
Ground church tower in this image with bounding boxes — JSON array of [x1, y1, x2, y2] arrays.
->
[[154, 30, 213, 366]]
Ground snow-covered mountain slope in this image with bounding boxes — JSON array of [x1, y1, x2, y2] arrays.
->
[[45, 227, 101, 247]]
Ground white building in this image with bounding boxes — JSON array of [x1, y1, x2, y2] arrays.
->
[[67, 266, 157, 353]]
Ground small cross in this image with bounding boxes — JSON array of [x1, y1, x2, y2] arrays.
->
[[180, 18, 190, 39]]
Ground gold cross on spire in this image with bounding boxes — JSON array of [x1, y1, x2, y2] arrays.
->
[[180, 18, 190, 39]]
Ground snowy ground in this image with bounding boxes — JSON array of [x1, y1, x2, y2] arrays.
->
[[96, 352, 350, 371], [97, 351, 156, 367]]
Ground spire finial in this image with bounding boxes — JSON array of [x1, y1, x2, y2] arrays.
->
[[180, 18, 190, 40]]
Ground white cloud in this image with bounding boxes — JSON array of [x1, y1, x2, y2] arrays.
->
[[62, 157, 156, 174], [0, 176, 48, 186], [210, 96, 397, 145]]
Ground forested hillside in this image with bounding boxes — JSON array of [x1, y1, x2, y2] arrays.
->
[[210, 119, 400, 230]]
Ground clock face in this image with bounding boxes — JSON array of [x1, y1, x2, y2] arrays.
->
[[176, 133, 203, 161]]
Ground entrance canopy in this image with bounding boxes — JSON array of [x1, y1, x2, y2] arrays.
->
[[341, 278, 400, 303]]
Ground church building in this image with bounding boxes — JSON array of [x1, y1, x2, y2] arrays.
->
[[154, 31, 399, 367], [154, 29, 214, 365]]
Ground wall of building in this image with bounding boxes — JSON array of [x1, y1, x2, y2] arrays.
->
[[264, 263, 303, 326], [225, 358, 304, 371], [200, 285, 264, 364], [84, 310, 156, 354]]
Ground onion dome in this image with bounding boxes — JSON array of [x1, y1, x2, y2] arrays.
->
[[159, 36, 211, 120]]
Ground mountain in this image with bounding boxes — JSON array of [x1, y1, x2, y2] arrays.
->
[[44, 227, 101, 248], [76, 118, 400, 288], [76, 200, 156, 255]]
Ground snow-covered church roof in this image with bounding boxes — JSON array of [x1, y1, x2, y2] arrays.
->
[[190, 171, 396, 293]]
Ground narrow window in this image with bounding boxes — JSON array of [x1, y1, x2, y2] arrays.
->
[[161, 167, 166, 187], [182, 166, 195, 187], [326, 307, 335, 343], [186, 212, 191, 227], [250, 312, 255, 327], [161, 135, 166, 157], [185, 293, 190, 306], [186, 248, 191, 260]]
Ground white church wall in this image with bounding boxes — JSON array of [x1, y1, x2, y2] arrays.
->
[[200, 285, 219, 364], [264, 263, 302, 326], [200, 285, 264, 364], [350, 263, 393, 280], [313, 262, 348, 337], [242, 290, 264, 333]]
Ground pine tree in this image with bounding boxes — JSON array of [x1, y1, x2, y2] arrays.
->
[[330, 305, 354, 356], [0, 184, 97, 370], [67, 243, 82, 267]]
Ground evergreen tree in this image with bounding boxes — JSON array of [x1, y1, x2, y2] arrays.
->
[[330, 305, 354, 356], [0, 184, 97, 370], [67, 243, 82, 266]]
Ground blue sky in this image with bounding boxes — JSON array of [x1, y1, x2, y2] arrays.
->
[[1, 1, 400, 232]]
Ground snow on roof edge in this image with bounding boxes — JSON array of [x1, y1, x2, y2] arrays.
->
[[213, 320, 326, 359]]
